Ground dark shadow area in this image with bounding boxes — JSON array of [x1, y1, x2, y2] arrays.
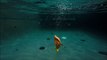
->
[[39, 13, 107, 31], [0, 20, 38, 43], [39, 13, 107, 40], [39, 46, 45, 50], [38, 1, 107, 37], [98, 51, 107, 56], [0, 0, 107, 42]]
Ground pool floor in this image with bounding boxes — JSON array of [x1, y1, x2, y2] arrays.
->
[[0, 27, 107, 60]]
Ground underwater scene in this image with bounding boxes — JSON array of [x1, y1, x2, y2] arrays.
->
[[0, 0, 107, 60]]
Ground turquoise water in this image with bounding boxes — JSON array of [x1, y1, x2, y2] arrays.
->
[[0, 20, 107, 60], [0, 0, 107, 60]]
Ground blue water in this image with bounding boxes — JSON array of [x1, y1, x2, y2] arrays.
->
[[0, 0, 107, 60], [0, 20, 107, 60]]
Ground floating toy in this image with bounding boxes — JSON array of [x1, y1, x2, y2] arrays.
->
[[54, 35, 63, 53]]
